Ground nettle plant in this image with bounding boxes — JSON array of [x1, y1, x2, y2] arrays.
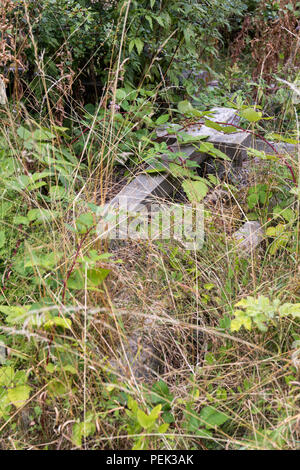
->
[[230, 295, 300, 333]]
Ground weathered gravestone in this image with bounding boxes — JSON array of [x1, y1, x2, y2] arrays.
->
[[156, 107, 251, 167], [106, 107, 250, 215], [232, 221, 264, 256]]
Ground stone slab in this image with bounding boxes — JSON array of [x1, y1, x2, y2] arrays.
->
[[0, 342, 7, 364], [157, 107, 250, 167], [107, 173, 176, 212], [251, 140, 299, 156], [232, 221, 264, 255]]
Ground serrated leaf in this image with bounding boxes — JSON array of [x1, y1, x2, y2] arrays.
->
[[182, 180, 209, 202], [134, 38, 144, 55], [0, 366, 15, 386]]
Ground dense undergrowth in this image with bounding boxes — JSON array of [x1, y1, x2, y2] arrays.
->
[[0, 0, 299, 450]]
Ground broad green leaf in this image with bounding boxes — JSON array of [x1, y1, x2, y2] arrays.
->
[[178, 100, 195, 115], [199, 405, 229, 429], [137, 404, 161, 429], [67, 268, 110, 290], [0, 366, 15, 386], [182, 180, 209, 202], [76, 212, 94, 233], [204, 120, 238, 133], [149, 404, 162, 420], [136, 409, 152, 429], [156, 114, 170, 126], [169, 163, 201, 180], [17, 126, 32, 141], [7, 385, 31, 408], [158, 423, 170, 433], [33, 129, 56, 141], [231, 311, 252, 332], [72, 422, 82, 447], [49, 185, 67, 200], [115, 89, 127, 101], [134, 38, 144, 55], [48, 379, 67, 397], [240, 108, 262, 123], [0, 305, 31, 325], [44, 317, 72, 330], [13, 216, 29, 226], [27, 208, 59, 223], [71, 418, 96, 447], [0, 231, 5, 249]]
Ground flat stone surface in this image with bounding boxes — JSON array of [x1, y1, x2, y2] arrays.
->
[[0, 77, 7, 105], [157, 107, 250, 167], [107, 173, 176, 211], [0, 343, 7, 364], [251, 140, 299, 156], [232, 221, 264, 255], [156, 107, 239, 144]]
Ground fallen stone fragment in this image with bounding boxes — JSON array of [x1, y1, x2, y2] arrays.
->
[[108, 332, 161, 383], [232, 221, 264, 255], [251, 140, 299, 157], [0, 342, 7, 364], [109, 173, 176, 211], [0, 77, 7, 105]]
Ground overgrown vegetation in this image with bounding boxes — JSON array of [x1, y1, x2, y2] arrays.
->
[[0, 0, 299, 450]]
